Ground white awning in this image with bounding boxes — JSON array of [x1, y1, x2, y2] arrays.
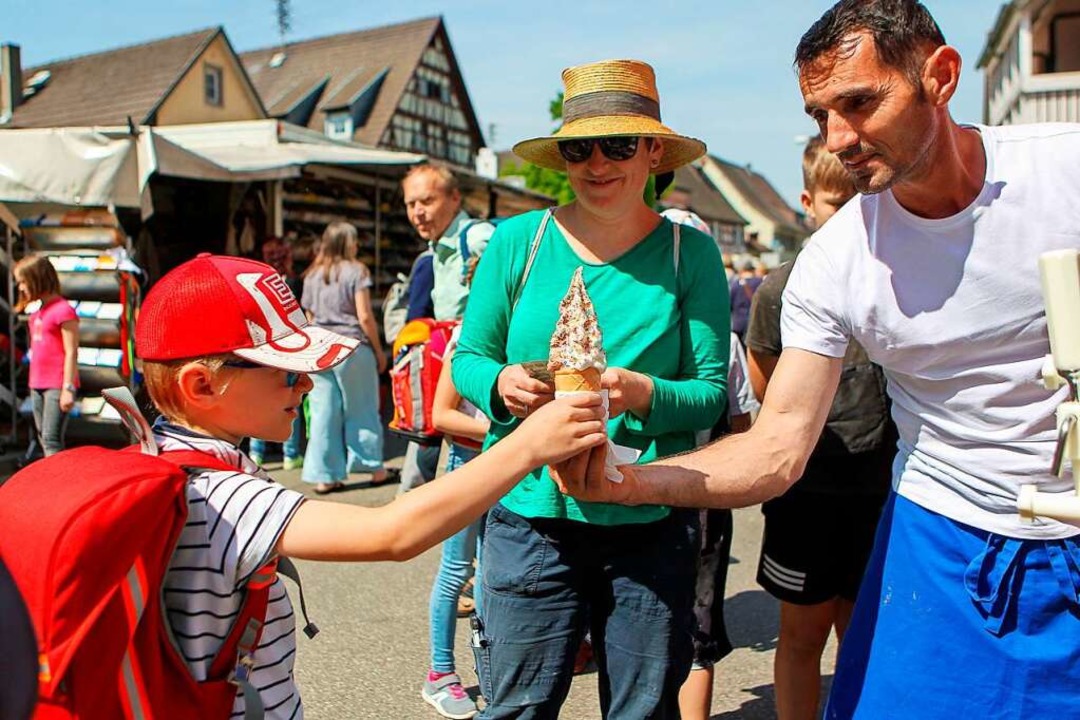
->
[[0, 126, 142, 208], [0, 120, 425, 215], [148, 120, 425, 181]]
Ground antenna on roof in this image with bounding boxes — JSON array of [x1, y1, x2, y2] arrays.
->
[[275, 0, 292, 62]]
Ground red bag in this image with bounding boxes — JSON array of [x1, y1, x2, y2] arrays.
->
[[0, 446, 280, 720], [389, 318, 457, 446]]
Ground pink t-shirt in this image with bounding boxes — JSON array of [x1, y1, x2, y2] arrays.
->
[[29, 297, 78, 390]]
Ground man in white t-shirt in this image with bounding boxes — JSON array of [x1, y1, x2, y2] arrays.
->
[[556, 1, 1080, 717]]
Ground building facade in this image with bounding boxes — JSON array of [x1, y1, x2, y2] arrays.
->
[[980, 0, 1080, 125], [242, 17, 485, 170]]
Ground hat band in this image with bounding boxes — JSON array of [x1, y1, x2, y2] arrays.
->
[[562, 91, 661, 125]]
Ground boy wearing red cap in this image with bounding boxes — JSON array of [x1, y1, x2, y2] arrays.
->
[[136, 254, 607, 718]]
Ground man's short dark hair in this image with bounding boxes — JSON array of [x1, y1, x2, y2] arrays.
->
[[795, 0, 946, 83]]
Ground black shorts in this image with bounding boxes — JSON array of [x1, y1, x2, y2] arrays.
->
[[757, 491, 887, 605], [691, 508, 734, 668]]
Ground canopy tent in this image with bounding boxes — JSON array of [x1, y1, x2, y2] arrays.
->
[[0, 119, 426, 218]]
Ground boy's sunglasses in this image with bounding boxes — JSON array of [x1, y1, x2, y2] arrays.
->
[[223, 359, 302, 388], [557, 136, 641, 164]]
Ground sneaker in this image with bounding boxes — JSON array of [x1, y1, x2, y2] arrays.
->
[[248, 453, 264, 466], [422, 671, 477, 719], [283, 456, 303, 471]]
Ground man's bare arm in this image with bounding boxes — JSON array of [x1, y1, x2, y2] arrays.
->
[[555, 348, 842, 509]]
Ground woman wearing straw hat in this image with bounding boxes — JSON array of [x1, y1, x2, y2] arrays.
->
[[453, 59, 730, 718]]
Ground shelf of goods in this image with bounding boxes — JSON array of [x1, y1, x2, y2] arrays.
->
[[282, 174, 426, 294], [18, 209, 140, 436]]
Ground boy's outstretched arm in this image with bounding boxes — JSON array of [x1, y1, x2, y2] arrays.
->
[[276, 394, 606, 562], [553, 348, 842, 510]]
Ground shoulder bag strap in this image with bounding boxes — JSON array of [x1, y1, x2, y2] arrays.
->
[[672, 221, 681, 277], [511, 208, 553, 313]]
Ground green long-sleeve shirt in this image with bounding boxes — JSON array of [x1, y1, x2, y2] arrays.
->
[[453, 209, 730, 525]]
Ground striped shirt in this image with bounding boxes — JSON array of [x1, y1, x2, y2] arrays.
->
[[156, 421, 306, 720]]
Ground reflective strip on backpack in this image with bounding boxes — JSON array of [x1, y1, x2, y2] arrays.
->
[[118, 559, 153, 720], [409, 349, 425, 432]]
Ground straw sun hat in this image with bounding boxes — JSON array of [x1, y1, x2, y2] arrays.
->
[[513, 59, 706, 175]]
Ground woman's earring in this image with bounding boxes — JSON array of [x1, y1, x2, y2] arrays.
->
[[651, 159, 659, 168]]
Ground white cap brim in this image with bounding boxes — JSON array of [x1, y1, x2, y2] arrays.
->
[[232, 325, 360, 373]]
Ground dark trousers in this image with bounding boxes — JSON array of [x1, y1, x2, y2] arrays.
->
[[475, 503, 699, 719]]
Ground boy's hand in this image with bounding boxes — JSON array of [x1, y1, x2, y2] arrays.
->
[[514, 393, 606, 467], [497, 364, 555, 418], [549, 455, 639, 506], [601, 368, 653, 419]]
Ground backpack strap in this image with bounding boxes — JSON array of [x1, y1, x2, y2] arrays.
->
[[158, 450, 240, 474], [206, 558, 279, 720], [511, 208, 553, 313], [458, 220, 475, 270]]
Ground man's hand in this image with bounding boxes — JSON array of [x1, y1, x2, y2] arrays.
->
[[497, 364, 554, 418], [512, 394, 607, 467], [601, 368, 653, 419], [549, 448, 638, 505]]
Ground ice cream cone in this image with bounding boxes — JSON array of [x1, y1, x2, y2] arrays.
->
[[554, 367, 602, 393]]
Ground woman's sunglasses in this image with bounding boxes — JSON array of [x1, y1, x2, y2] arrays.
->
[[223, 359, 302, 388], [557, 136, 641, 164]]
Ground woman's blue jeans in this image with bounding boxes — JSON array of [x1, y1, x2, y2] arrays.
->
[[475, 503, 699, 719], [302, 344, 384, 483], [429, 444, 483, 672]]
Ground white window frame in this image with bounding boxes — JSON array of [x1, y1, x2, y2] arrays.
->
[[204, 64, 223, 106], [325, 112, 354, 140]]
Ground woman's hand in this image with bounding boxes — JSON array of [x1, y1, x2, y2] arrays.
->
[[601, 368, 654, 419], [496, 364, 554, 418], [511, 394, 607, 467], [59, 388, 75, 413]]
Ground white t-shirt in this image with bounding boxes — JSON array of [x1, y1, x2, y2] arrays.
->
[[157, 422, 306, 719], [782, 122, 1080, 539]]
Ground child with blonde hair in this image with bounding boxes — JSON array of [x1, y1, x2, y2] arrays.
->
[[135, 254, 606, 718]]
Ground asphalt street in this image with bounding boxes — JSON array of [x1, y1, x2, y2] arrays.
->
[[271, 456, 838, 720]]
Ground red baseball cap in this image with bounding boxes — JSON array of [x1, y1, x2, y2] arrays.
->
[[137, 254, 358, 372]]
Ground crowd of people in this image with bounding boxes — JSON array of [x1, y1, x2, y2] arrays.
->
[[3, 1, 1080, 719]]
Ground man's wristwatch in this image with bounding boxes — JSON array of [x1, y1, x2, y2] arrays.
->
[[63, 383, 77, 393]]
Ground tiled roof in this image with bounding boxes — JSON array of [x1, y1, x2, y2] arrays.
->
[[9, 28, 220, 128], [241, 17, 477, 148], [709, 156, 807, 237], [670, 164, 746, 226]]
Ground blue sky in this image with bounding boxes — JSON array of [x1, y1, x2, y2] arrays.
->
[[6, 0, 1004, 207]]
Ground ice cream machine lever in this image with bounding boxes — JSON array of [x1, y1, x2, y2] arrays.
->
[[1018, 248, 1080, 526]]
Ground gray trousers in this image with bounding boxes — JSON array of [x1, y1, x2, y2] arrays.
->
[[31, 389, 69, 457], [396, 440, 442, 495]]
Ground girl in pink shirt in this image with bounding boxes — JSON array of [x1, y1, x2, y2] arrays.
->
[[15, 255, 79, 456]]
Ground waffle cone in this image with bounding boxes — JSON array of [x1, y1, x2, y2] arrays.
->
[[554, 367, 602, 393]]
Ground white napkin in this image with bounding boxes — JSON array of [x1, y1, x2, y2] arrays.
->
[[555, 389, 642, 483]]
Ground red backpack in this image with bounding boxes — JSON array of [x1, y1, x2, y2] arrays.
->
[[388, 318, 458, 445], [0, 389, 307, 720]]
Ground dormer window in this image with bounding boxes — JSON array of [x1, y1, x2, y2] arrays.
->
[[204, 64, 223, 106], [325, 112, 353, 140]]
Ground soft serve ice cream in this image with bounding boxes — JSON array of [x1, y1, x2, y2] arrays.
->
[[548, 267, 606, 392]]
